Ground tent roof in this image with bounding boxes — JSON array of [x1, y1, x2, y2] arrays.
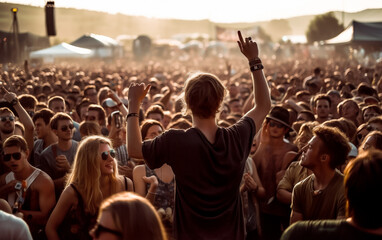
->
[[71, 33, 119, 48], [326, 21, 382, 45], [30, 43, 93, 58]]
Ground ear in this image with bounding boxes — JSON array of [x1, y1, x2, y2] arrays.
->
[[320, 154, 330, 163]]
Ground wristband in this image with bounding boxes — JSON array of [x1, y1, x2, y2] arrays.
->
[[250, 64, 264, 72], [126, 113, 139, 120], [249, 58, 262, 66]]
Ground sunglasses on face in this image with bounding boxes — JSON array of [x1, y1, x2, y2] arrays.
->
[[0, 116, 15, 122], [268, 120, 285, 128], [90, 223, 122, 238], [101, 149, 116, 160], [60, 124, 74, 132], [3, 152, 22, 162]]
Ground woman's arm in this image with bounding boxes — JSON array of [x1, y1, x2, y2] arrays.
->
[[45, 186, 75, 240], [132, 165, 158, 204]]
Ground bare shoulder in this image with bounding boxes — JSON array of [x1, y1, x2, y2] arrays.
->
[[34, 169, 54, 186], [133, 164, 145, 176]]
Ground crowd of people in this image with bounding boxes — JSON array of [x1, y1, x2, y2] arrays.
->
[[0, 31, 382, 240]]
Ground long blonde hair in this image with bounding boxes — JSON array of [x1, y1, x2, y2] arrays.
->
[[66, 136, 119, 214]]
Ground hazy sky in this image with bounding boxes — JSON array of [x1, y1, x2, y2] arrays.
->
[[4, 0, 382, 22]]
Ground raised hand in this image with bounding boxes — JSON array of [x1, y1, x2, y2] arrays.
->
[[128, 83, 151, 105], [237, 31, 259, 61]]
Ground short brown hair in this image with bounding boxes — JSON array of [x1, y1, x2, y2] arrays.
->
[[184, 72, 226, 119], [140, 119, 164, 140], [3, 135, 28, 153], [50, 112, 73, 130], [313, 125, 350, 169], [0, 107, 14, 116]]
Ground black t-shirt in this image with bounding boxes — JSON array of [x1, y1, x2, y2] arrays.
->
[[281, 219, 382, 240], [143, 116, 256, 240]]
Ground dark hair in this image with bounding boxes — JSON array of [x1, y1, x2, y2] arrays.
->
[[87, 104, 107, 126], [3, 135, 28, 153], [47, 96, 65, 109], [50, 112, 73, 130], [344, 149, 382, 229], [298, 110, 315, 121], [362, 105, 382, 116], [338, 99, 359, 117], [33, 108, 55, 125], [18, 94, 38, 110], [313, 125, 350, 169], [140, 119, 164, 140], [361, 131, 382, 151], [145, 105, 164, 120], [84, 85, 96, 96], [76, 98, 91, 121], [313, 94, 331, 108], [167, 118, 192, 130]]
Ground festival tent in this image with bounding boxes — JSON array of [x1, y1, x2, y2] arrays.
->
[[71, 33, 122, 58], [29, 42, 94, 63], [325, 21, 382, 46]]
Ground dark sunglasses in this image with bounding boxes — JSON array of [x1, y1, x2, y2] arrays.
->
[[3, 152, 22, 162], [90, 223, 122, 238], [269, 120, 285, 128], [101, 149, 116, 160], [0, 116, 15, 122], [60, 124, 74, 132]]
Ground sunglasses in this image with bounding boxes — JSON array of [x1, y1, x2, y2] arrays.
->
[[0, 116, 15, 122], [3, 152, 22, 162], [101, 149, 116, 160], [268, 120, 285, 128], [90, 223, 122, 238], [60, 124, 74, 132]]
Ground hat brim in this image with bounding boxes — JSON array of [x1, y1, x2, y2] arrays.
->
[[266, 116, 292, 129]]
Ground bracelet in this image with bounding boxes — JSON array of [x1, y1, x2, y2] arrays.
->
[[249, 58, 262, 66], [250, 64, 264, 72], [126, 113, 139, 120]]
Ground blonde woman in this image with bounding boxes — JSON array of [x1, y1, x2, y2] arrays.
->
[[46, 136, 133, 240], [90, 192, 167, 240]]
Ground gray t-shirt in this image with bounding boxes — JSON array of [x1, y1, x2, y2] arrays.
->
[[37, 140, 78, 180], [0, 210, 33, 240]]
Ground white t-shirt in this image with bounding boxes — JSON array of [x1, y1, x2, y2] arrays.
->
[[0, 210, 32, 240]]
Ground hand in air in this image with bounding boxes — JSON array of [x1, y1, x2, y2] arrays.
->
[[237, 30, 259, 61]]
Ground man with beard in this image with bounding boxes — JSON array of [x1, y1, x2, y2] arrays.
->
[[38, 113, 78, 197], [252, 106, 298, 240]]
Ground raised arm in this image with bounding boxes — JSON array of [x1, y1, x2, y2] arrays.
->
[[237, 31, 271, 132], [127, 83, 150, 159], [2, 87, 35, 151]]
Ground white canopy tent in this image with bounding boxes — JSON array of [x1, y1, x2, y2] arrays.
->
[[29, 43, 94, 63]]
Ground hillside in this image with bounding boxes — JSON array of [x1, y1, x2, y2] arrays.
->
[[1, 3, 382, 42]]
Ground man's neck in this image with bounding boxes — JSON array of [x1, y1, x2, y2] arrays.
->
[[192, 116, 218, 144], [312, 168, 336, 191], [1, 132, 13, 142], [14, 164, 35, 180], [57, 139, 72, 151], [44, 133, 58, 149]]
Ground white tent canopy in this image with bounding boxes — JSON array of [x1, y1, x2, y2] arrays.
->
[[325, 25, 354, 44], [30, 43, 94, 62]]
